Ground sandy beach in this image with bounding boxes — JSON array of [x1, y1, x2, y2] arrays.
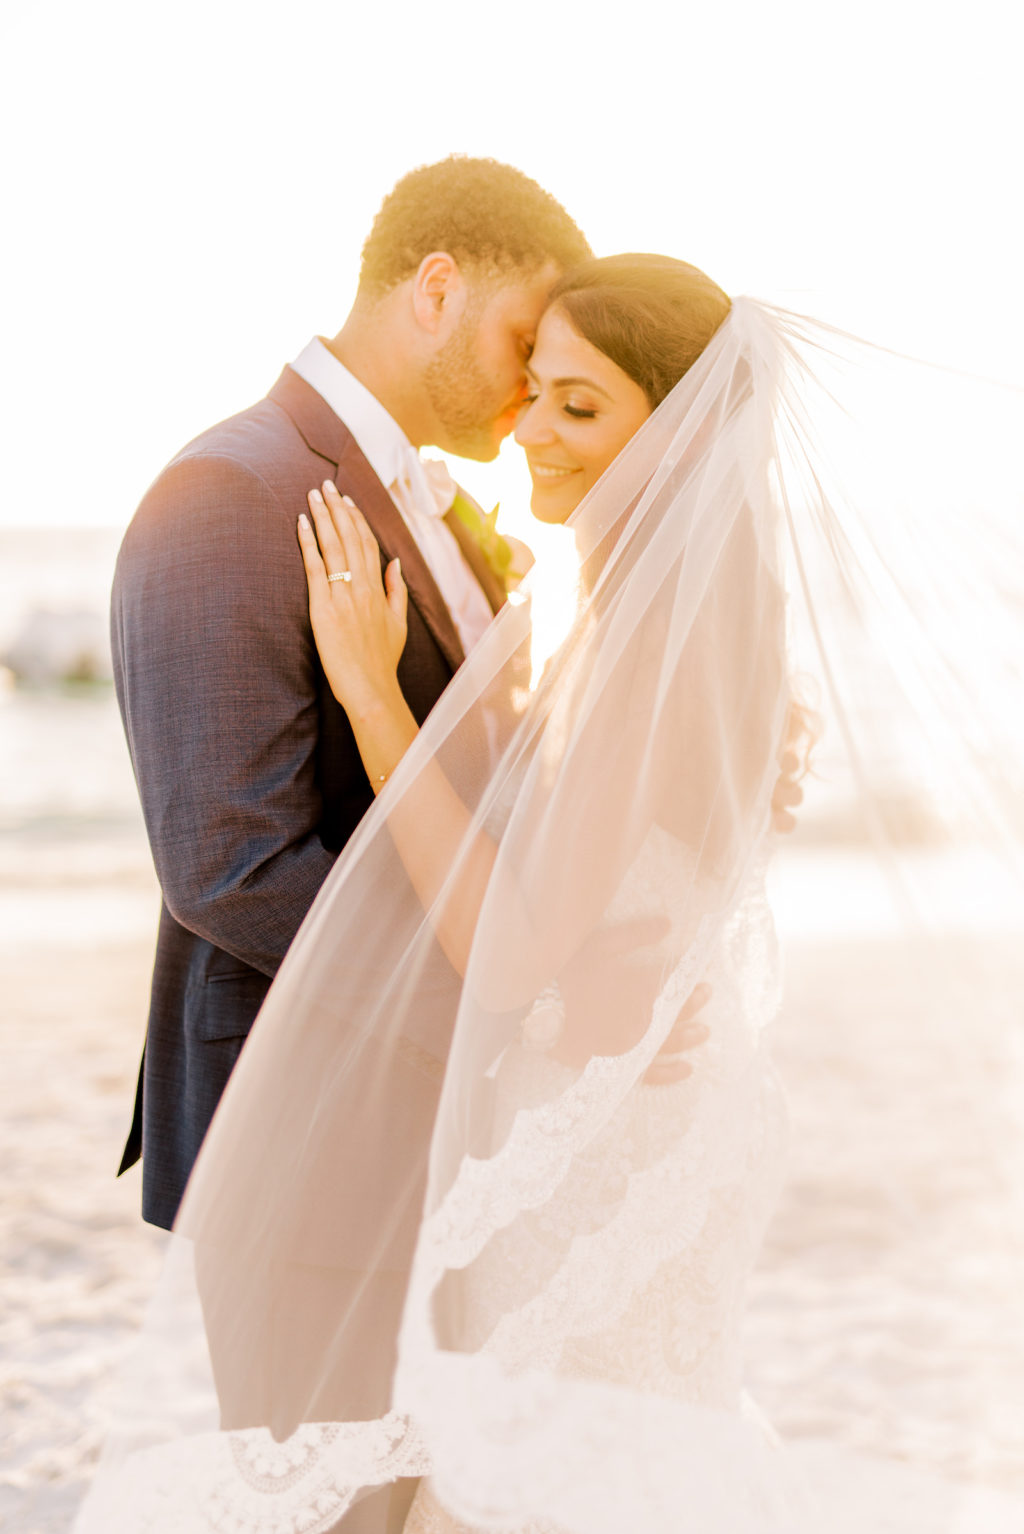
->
[[0, 688, 166, 1532], [1, 681, 1023, 1532]]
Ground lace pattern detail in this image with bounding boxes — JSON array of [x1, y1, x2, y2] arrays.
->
[[404, 833, 732, 1311], [467, 1050, 785, 1399], [77, 1416, 431, 1533], [408, 922, 710, 1292], [396, 851, 789, 1530]]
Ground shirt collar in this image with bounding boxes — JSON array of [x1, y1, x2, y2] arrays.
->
[[290, 337, 411, 491]]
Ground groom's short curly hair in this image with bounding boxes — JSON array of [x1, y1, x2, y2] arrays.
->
[[358, 156, 592, 297]]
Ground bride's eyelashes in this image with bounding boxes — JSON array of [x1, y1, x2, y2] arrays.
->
[[520, 393, 598, 420]]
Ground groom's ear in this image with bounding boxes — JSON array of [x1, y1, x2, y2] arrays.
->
[[412, 252, 466, 338]]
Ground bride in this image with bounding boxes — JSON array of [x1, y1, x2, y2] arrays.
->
[[298, 257, 803, 1528], [76, 259, 1023, 1532]]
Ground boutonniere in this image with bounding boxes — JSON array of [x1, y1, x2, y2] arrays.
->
[[449, 490, 532, 591]]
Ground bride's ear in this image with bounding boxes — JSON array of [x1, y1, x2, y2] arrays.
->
[[412, 252, 465, 337]]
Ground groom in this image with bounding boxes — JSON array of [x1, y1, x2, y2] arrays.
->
[[113, 156, 593, 1236]]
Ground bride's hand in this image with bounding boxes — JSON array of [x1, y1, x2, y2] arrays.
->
[[298, 482, 408, 719], [644, 981, 712, 1085], [549, 919, 711, 1083]]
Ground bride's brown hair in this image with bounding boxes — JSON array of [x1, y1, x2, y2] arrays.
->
[[555, 254, 819, 778], [548, 253, 732, 409]]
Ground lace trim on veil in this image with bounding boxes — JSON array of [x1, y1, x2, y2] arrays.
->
[[79, 1416, 432, 1533]]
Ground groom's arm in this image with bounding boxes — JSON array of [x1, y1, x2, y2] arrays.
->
[[113, 451, 336, 977]]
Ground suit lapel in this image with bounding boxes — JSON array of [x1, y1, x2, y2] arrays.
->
[[268, 368, 466, 674]]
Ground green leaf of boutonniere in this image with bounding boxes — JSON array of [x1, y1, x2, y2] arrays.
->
[[449, 490, 515, 588]]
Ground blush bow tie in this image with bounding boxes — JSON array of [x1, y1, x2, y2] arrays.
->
[[394, 449, 458, 520]]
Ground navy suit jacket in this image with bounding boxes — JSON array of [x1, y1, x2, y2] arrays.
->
[[113, 367, 502, 1230]]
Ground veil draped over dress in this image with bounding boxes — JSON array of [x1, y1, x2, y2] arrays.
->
[[76, 300, 1024, 1532]]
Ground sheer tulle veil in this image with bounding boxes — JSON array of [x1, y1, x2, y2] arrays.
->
[[75, 298, 1024, 1532]]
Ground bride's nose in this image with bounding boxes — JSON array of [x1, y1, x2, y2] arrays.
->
[[514, 398, 558, 448]]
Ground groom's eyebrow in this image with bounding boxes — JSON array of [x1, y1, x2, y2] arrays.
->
[[524, 364, 613, 400]]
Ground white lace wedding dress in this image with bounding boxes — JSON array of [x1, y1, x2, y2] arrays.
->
[[404, 831, 788, 1533]]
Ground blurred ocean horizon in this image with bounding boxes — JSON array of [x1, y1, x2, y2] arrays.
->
[[2, 525, 1021, 941], [0, 526, 122, 645], [0, 528, 158, 953], [0, 528, 135, 831]]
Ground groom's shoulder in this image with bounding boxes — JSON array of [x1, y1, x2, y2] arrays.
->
[[164, 386, 306, 491], [126, 382, 316, 542]]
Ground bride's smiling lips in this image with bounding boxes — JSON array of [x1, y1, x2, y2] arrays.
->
[[527, 460, 583, 484]]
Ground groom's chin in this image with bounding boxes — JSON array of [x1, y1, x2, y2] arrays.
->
[[463, 406, 523, 463], [461, 440, 502, 464], [437, 425, 503, 464]]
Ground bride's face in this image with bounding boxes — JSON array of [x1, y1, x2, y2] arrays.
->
[[514, 306, 652, 524]]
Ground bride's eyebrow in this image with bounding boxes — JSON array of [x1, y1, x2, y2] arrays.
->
[[524, 363, 613, 401]]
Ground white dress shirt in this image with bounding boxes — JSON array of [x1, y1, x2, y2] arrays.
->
[[290, 339, 494, 653]]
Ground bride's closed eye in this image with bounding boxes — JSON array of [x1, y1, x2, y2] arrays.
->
[[520, 394, 598, 420]]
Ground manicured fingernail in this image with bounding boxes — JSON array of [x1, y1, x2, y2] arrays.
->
[[341, 494, 356, 509], [309, 488, 323, 504], [324, 480, 337, 495], [298, 513, 311, 531]]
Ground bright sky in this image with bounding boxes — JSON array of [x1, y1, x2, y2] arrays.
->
[[1, 0, 1020, 539]]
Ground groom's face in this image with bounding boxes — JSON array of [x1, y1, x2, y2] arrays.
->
[[424, 261, 562, 462]]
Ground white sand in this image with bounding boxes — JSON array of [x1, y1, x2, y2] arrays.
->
[[0, 827, 165, 1533], [745, 930, 1024, 1488]]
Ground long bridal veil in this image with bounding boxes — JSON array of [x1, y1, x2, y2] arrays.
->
[[76, 300, 1024, 1532]]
